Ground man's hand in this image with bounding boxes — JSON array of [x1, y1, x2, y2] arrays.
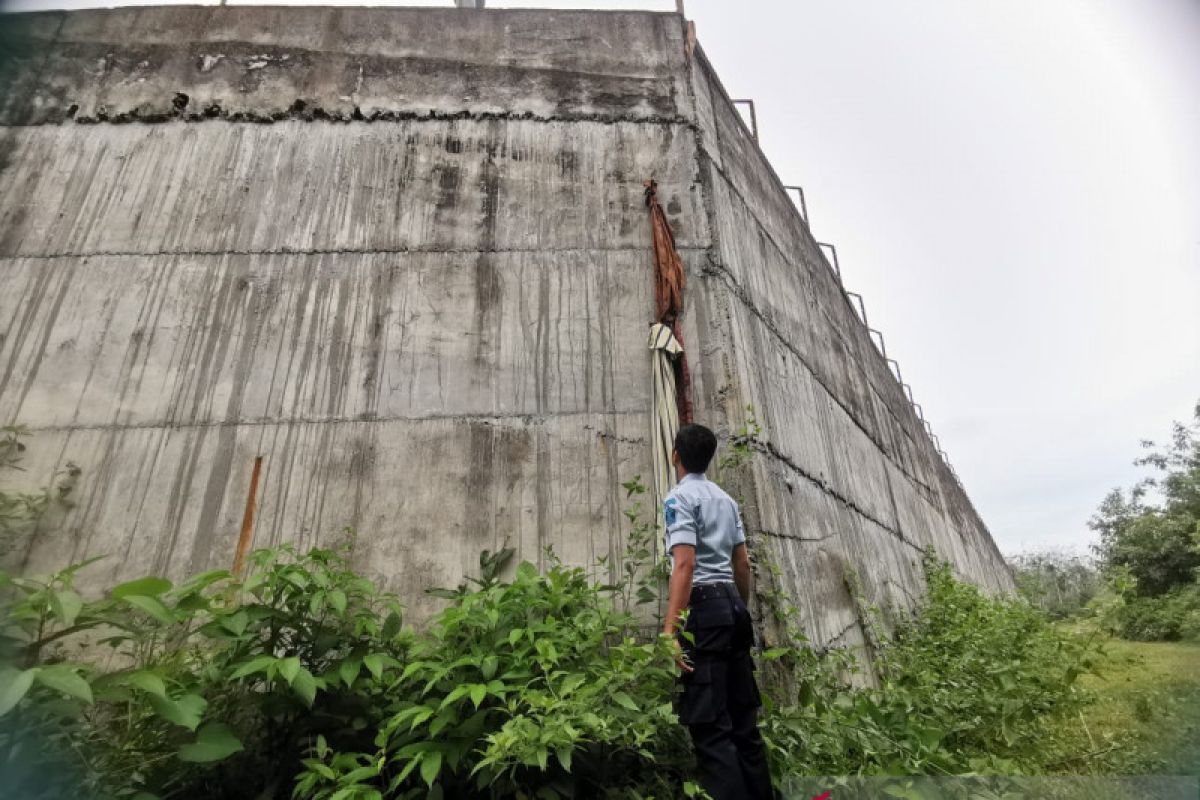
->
[[669, 635, 693, 673]]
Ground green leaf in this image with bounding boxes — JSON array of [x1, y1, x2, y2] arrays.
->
[[35, 664, 93, 704], [420, 751, 443, 787], [111, 577, 173, 599], [230, 656, 276, 680], [278, 656, 301, 684], [218, 610, 249, 636], [409, 708, 435, 731], [382, 611, 402, 639], [345, 765, 384, 785], [363, 654, 385, 681], [121, 595, 175, 625], [51, 589, 84, 627], [917, 726, 945, 750], [439, 685, 470, 710], [516, 561, 538, 581], [177, 722, 244, 763], [292, 667, 317, 707], [554, 746, 572, 772], [124, 670, 167, 698], [328, 589, 347, 614], [339, 657, 362, 687], [611, 691, 638, 712], [0, 668, 39, 716], [508, 628, 524, 646], [172, 568, 231, 597], [469, 684, 486, 709], [480, 655, 499, 680], [150, 693, 206, 731], [389, 755, 421, 790]]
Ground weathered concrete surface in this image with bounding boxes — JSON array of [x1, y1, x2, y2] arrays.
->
[[0, 6, 691, 125], [0, 6, 1011, 633]]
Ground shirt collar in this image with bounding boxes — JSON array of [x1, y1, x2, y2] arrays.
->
[[679, 473, 706, 485]]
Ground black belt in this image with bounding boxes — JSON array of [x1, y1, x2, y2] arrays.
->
[[689, 582, 737, 603]]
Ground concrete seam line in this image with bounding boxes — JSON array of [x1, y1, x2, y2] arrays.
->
[[699, 257, 939, 499], [0, 245, 715, 262], [9, 411, 625, 434]]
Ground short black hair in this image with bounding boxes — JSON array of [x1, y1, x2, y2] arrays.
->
[[674, 423, 718, 474]]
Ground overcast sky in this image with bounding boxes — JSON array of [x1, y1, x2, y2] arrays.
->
[[4, 0, 1198, 556]]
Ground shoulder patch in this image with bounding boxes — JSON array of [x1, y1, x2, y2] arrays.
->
[[664, 497, 677, 526]]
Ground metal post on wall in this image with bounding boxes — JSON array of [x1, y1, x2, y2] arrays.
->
[[816, 241, 841, 284], [730, 99, 758, 140], [783, 185, 808, 223], [868, 328, 887, 359], [845, 291, 868, 325]]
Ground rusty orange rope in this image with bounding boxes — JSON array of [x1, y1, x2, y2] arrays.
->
[[645, 180, 686, 324], [645, 179, 693, 424]]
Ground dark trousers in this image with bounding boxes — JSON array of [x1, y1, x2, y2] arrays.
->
[[675, 582, 775, 800]]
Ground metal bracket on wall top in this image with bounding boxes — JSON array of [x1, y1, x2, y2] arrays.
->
[[868, 328, 887, 359], [815, 242, 842, 285], [730, 99, 758, 140], [887, 358, 903, 383], [783, 185, 809, 223], [845, 291, 868, 325]]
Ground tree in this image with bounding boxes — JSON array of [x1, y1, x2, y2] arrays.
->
[[1088, 402, 1200, 641]]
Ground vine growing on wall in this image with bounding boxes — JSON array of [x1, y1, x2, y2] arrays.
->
[[0, 426, 80, 560]]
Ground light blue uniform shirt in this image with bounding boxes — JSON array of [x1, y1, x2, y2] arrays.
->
[[664, 473, 746, 585]]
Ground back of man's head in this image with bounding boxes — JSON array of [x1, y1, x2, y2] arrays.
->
[[674, 424, 718, 474]]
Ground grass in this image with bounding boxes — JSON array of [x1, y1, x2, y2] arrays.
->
[[1054, 635, 1200, 775]]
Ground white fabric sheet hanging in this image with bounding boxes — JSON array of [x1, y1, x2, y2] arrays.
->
[[648, 323, 683, 535]]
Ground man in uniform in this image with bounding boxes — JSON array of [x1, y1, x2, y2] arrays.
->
[[662, 423, 775, 800]]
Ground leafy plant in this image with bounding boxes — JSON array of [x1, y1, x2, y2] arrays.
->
[[0, 425, 80, 558], [295, 557, 690, 799], [0, 539, 409, 799]]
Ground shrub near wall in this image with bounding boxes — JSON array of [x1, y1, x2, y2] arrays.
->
[[2, 543, 1101, 798]]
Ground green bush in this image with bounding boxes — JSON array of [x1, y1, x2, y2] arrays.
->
[[1107, 583, 1200, 642], [758, 555, 1101, 776], [0, 539, 410, 799], [2, 543, 1100, 797], [296, 554, 691, 799]]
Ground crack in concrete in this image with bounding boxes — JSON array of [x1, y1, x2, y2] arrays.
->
[[7, 106, 695, 129], [585, 425, 646, 446], [755, 527, 840, 543], [811, 619, 860, 655], [700, 254, 940, 500], [748, 436, 927, 554]]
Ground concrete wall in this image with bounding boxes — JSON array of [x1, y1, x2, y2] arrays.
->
[[0, 6, 1011, 634]]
